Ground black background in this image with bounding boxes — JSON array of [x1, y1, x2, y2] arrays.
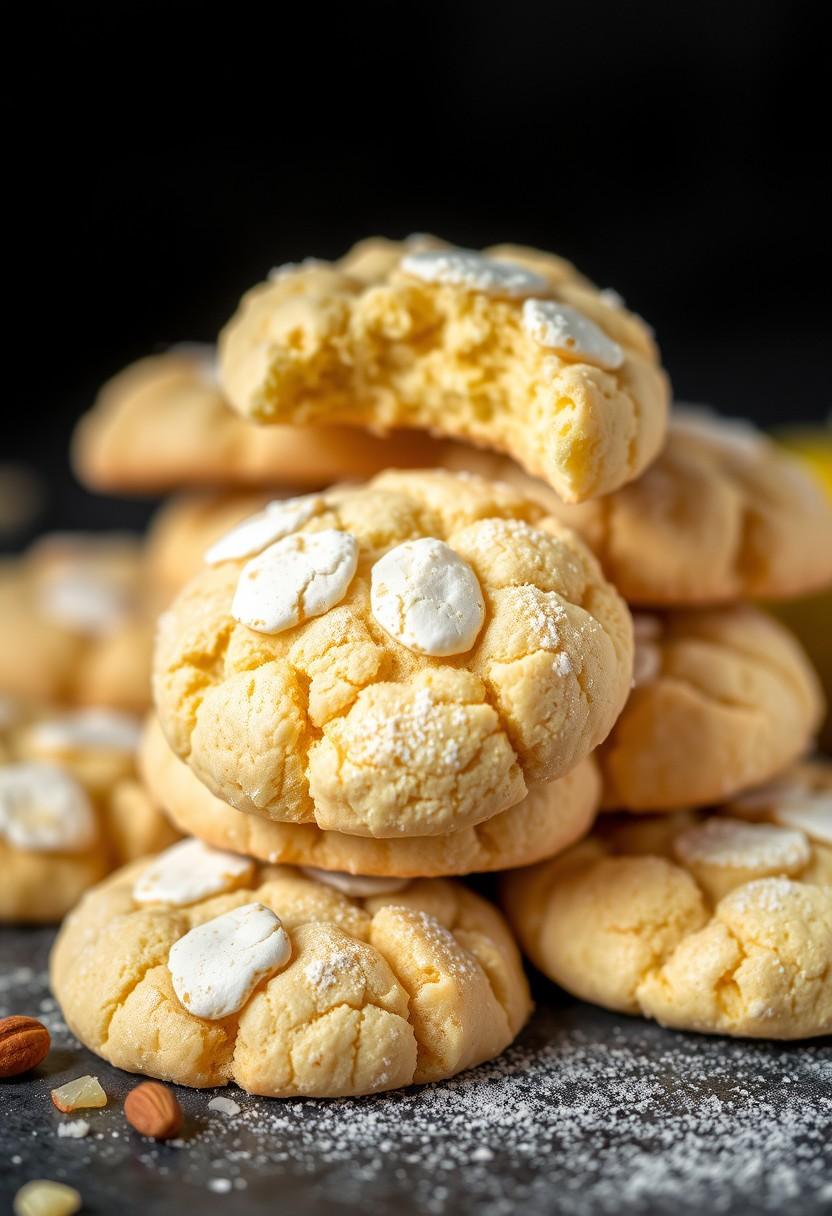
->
[[5, 0, 830, 538]]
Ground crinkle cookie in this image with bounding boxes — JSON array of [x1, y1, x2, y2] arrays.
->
[[139, 715, 600, 878], [218, 237, 669, 503], [442, 409, 832, 605], [0, 534, 153, 712], [72, 345, 445, 495], [501, 762, 832, 1039], [599, 606, 823, 811], [153, 470, 632, 838], [51, 850, 532, 1097], [0, 704, 178, 922]]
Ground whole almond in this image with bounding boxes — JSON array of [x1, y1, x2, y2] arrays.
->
[[124, 1081, 183, 1139], [0, 1015, 51, 1077]]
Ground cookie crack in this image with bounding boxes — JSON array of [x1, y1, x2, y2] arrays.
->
[[100, 955, 163, 1051]]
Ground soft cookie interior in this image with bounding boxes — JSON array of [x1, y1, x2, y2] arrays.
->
[[218, 241, 669, 503]]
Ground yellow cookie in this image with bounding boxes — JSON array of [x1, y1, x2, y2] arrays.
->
[[442, 408, 832, 605], [139, 715, 600, 878], [502, 762, 832, 1039], [145, 492, 279, 607], [0, 534, 153, 712], [219, 238, 669, 503], [0, 704, 178, 922], [153, 470, 632, 838], [599, 607, 823, 811], [72, 345, 446, 495], [51, 854, 531, 1097]]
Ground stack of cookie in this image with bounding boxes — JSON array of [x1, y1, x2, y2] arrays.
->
[[46, 237, 831, 1100]]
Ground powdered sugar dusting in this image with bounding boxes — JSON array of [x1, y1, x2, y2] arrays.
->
[[2, 944, 829, 1213], [553, 652, 574, 677], [504, 584, 566, 651], [400, 249, 549, 298], [353, 688, 467, 773], [726, 876, 804, 917], [674, 817, 812, 871]]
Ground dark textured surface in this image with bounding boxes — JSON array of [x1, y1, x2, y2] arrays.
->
[[1, 925, 830, 1215]]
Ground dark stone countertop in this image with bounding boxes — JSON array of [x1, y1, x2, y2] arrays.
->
[[2, 926, 830, 1216]]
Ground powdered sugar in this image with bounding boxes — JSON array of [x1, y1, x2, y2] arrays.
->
[[57, 1120, 90, 1139], [352, 688, 467, 773], [2, 945, 830, 1214], [727, 876, 801, 916], [522, 298, 625, 369], [504, 584, 565, 651], [400, 249, 549, 298], [674, 817, 811, 872], [304, 957, 343, 991]]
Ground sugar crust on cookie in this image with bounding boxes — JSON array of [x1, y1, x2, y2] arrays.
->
[[502, 762, 832, 1039], [153, 470, 632, 839], [51, 856, 532, 1097]]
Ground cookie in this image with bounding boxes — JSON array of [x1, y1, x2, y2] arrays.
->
[[442, 408, 832, 605], [153, 470, 633, 838], [72, 345, 445, 494], [139, 715, 600, 878], [0, 705, 178, 922], [0, 534, 154, 712], [51, 850, 532, 1096], [146, 492, 279, 607], [501, 762, 832, 1039], [218, 238, 669, 504], [599, 607, 823, 811]]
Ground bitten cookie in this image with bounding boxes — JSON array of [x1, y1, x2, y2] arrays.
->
[[153, 470, 633, 838], [0, 704, 178, 922], [218, 238, 669, 503], [0, 534, 153, 712], [72, 345, 445, 494], [139, 715, 600, 877], [443, 408, 832, 605], [502, 762, 832, 1039], [599, 607, 823, 811], [51, 852, 532, 1097]]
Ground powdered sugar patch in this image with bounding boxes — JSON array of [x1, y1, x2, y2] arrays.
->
[[2, 931, 829, 1214]]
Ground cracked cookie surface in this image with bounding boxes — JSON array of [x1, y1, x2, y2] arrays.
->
[[218, 238, 669, 503], [153, 470, 632, 838], [139, 715, 600, 877], [0, 534, 154, 713], [598, 606, 823, 811], [51, 852, 532, 1096], [502, 762, 832, 1039], [445, 409, 832, 606], [0, 705, 178, 922]]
